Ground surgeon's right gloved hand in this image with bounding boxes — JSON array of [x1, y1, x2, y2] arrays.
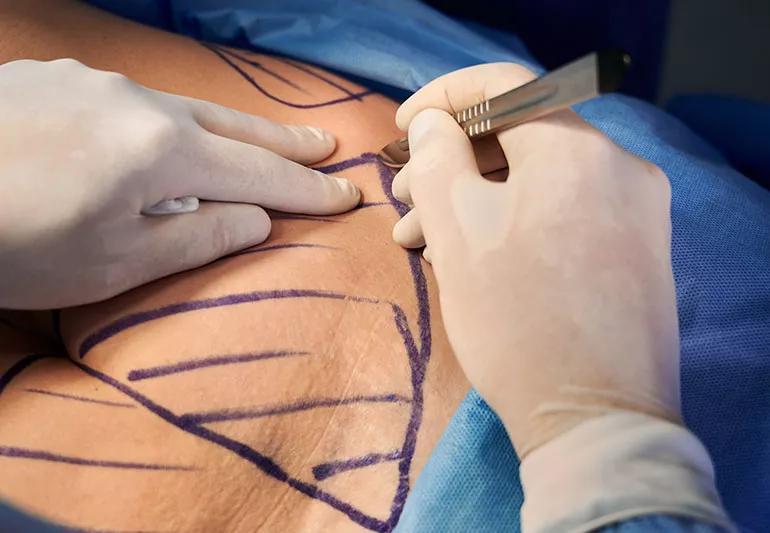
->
[[392, 63, 733, 532]]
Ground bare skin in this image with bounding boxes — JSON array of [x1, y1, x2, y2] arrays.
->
[[0, 1, 468, 531]]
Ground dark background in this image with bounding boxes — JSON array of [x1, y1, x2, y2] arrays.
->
[[426, 0, 770, 105]]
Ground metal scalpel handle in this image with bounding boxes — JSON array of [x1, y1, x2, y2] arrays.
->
[[377, 50, 630, 168]]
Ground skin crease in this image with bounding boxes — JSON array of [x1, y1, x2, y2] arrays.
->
[[0, 1, 468, 532]]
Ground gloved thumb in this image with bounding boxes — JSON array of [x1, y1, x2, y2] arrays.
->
[[404, 108, 481, 246]]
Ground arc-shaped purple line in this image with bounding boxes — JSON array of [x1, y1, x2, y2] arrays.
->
[[128, 350, 308, 381], [315, 152, 378, 174], [78, 289, 378, 359], [70, 360, 389, 532], [211, 45, 363, 101], [357, 201, 390, 209], [270, 214, 344, 223], [180, 393, 411, 426], [213, 46, 310, 93], [207, 44, 363, 100], [202, 44, 372, 109], [369, 155, 430, 529], [276, 56, 363, 100], [0, 354, 53, 395], [24, 388, 136, 408], [313, 450, 403, 481], [0, 445, 195, 471], [232, 243, 336, 257], [71, 154, 430, 531]]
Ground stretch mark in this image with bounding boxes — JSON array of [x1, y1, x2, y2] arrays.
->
[[72, 360, 389, 532], [180, 394, 411, 425]]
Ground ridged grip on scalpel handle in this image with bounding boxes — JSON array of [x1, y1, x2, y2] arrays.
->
[[452, 50, 629, 139]]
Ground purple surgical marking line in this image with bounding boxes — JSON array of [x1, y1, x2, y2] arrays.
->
[[0, 354, 52, 396], [79, 289, 378, 359], [202, 44, 373, 109], [276, 56, 362, 100], [314, 152, 378, 174], [313, 450, 403, 481], [232, 243, 337, 257], [70, 360, 388, 532], [24, 388, 136, 408], [0, 445, 195, 471], [127, 350, 308, 382], [270, 214, 344, 223], [71, 154, 431, 531], [368, 155, 432, 529], [205, 44, 361, 100], [357, 201, 390, 210], [180, 393, 411, 425], [213, 46, 310, 93], [375, 155, 410, 218]]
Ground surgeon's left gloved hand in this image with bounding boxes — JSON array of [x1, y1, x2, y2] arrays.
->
[[0, 59, 359, 310], [392, 63, 733, 532]]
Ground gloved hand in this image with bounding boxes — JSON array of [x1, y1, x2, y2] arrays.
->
[[391, 63, 680, 457], [0, 59, 359, 309]]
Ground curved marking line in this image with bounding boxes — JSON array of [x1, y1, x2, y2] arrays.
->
[[270, 214, 344, 223], [372, 156, 432, 529], [79, 289, 379, 359], [128, 350, 308, 381], [212, 46, 310, 93], [232, 243, 337, 257], [276, 56, 362, 99], [313, 450, 402, 481], [205, 45, 361, 100], [202, 44, 372, 109], [314, 152, 378, 174], [24, 388, 136, 408], [0, 446, 194, 471], [357, 202, 390, 210], [71, 361, 388, 532], [179, 394, 411, 425], [0, 354, 52, 396]]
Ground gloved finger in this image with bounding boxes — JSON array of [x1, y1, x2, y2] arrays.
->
[[395, 63, 537, 130], [130, 202, 271, 288], [181, 131, 360, 215], [391, 167, 412, 205], [182, 95, 336, 164], [406, 108, 482, 244], [422, 246, 432, 264], [392, 208, 425, 248]]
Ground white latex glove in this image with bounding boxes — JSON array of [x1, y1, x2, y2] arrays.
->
[[392, 62, 680, 453], [0, 59, 359, 309], [393, 63, 732, 531]]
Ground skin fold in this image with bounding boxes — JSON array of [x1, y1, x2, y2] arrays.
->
[[0, 1, 468, 531]]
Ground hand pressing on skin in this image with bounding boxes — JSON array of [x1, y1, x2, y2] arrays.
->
[[391, 62, 680, 457], [0, 59, 359, 309]]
